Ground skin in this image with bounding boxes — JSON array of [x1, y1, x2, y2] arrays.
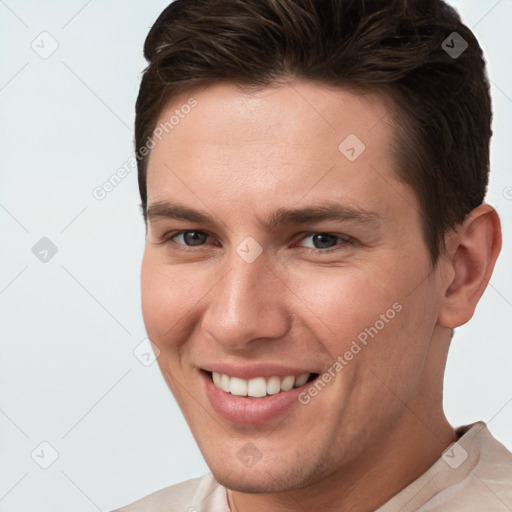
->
[[141, 81, 501, 512]]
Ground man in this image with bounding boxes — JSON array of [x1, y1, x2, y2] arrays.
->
[[114, 0, 512, 510]]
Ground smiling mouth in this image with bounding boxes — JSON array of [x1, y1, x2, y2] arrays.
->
[[205, 371, 319, 398]]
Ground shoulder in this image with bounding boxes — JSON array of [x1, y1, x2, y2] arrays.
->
[[111, 473, 226, 512], [424, 422, 512, 511], [459, 423, 512, 507], [378, 422, 512, 512]]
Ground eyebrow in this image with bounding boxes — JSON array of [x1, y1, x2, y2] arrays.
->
[[145, 200, 382, 231]]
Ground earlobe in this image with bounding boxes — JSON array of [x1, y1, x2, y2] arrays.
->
[[438, 204, 502, 329]]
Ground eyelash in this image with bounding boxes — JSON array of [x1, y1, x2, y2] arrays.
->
[[162, 230, 355, 254]]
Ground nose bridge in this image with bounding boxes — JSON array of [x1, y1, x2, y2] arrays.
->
[[203, 249, 290, 347]]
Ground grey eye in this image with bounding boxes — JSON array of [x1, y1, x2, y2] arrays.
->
[[312, 234, 338, 249], [301, 233, 340, 249], [175, 231, 208, 246]]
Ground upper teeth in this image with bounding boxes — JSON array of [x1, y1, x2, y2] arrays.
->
[[212, 372, 311, 397]]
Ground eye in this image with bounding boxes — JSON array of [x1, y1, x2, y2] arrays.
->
[[298, 232, 353, 251], [170, 230, 210, 246]]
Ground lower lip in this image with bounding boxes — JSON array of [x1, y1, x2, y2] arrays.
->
[[202, 372, 310, 425]]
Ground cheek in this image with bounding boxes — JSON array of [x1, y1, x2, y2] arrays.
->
[[140, 252, 195, 347], [293, 266, 429, 383], [289, 268, 398, 342]]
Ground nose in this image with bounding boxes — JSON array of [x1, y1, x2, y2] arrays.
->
[[201, 250, 292, 350]]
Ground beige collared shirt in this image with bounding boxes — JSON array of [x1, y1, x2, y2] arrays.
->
[[113, 422, 512, 511]]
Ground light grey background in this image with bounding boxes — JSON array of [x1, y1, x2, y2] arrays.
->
[[0, 1, 511, 511]]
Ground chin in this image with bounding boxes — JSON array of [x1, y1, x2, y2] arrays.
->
[[209, 460, 319, 494]]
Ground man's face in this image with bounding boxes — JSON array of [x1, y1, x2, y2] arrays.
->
[[141, 82, 447, 492]]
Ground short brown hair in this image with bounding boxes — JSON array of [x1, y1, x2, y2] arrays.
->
[[135, 0, 492, 265]]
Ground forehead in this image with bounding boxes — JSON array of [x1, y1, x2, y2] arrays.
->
[[145, 81, 412, 224], [151, 80, 393, 156]]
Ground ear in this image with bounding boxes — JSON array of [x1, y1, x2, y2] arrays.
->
[[438, 203, 502, 329]]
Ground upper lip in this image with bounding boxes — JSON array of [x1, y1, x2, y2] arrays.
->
[[200, 363, 319, 380]]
